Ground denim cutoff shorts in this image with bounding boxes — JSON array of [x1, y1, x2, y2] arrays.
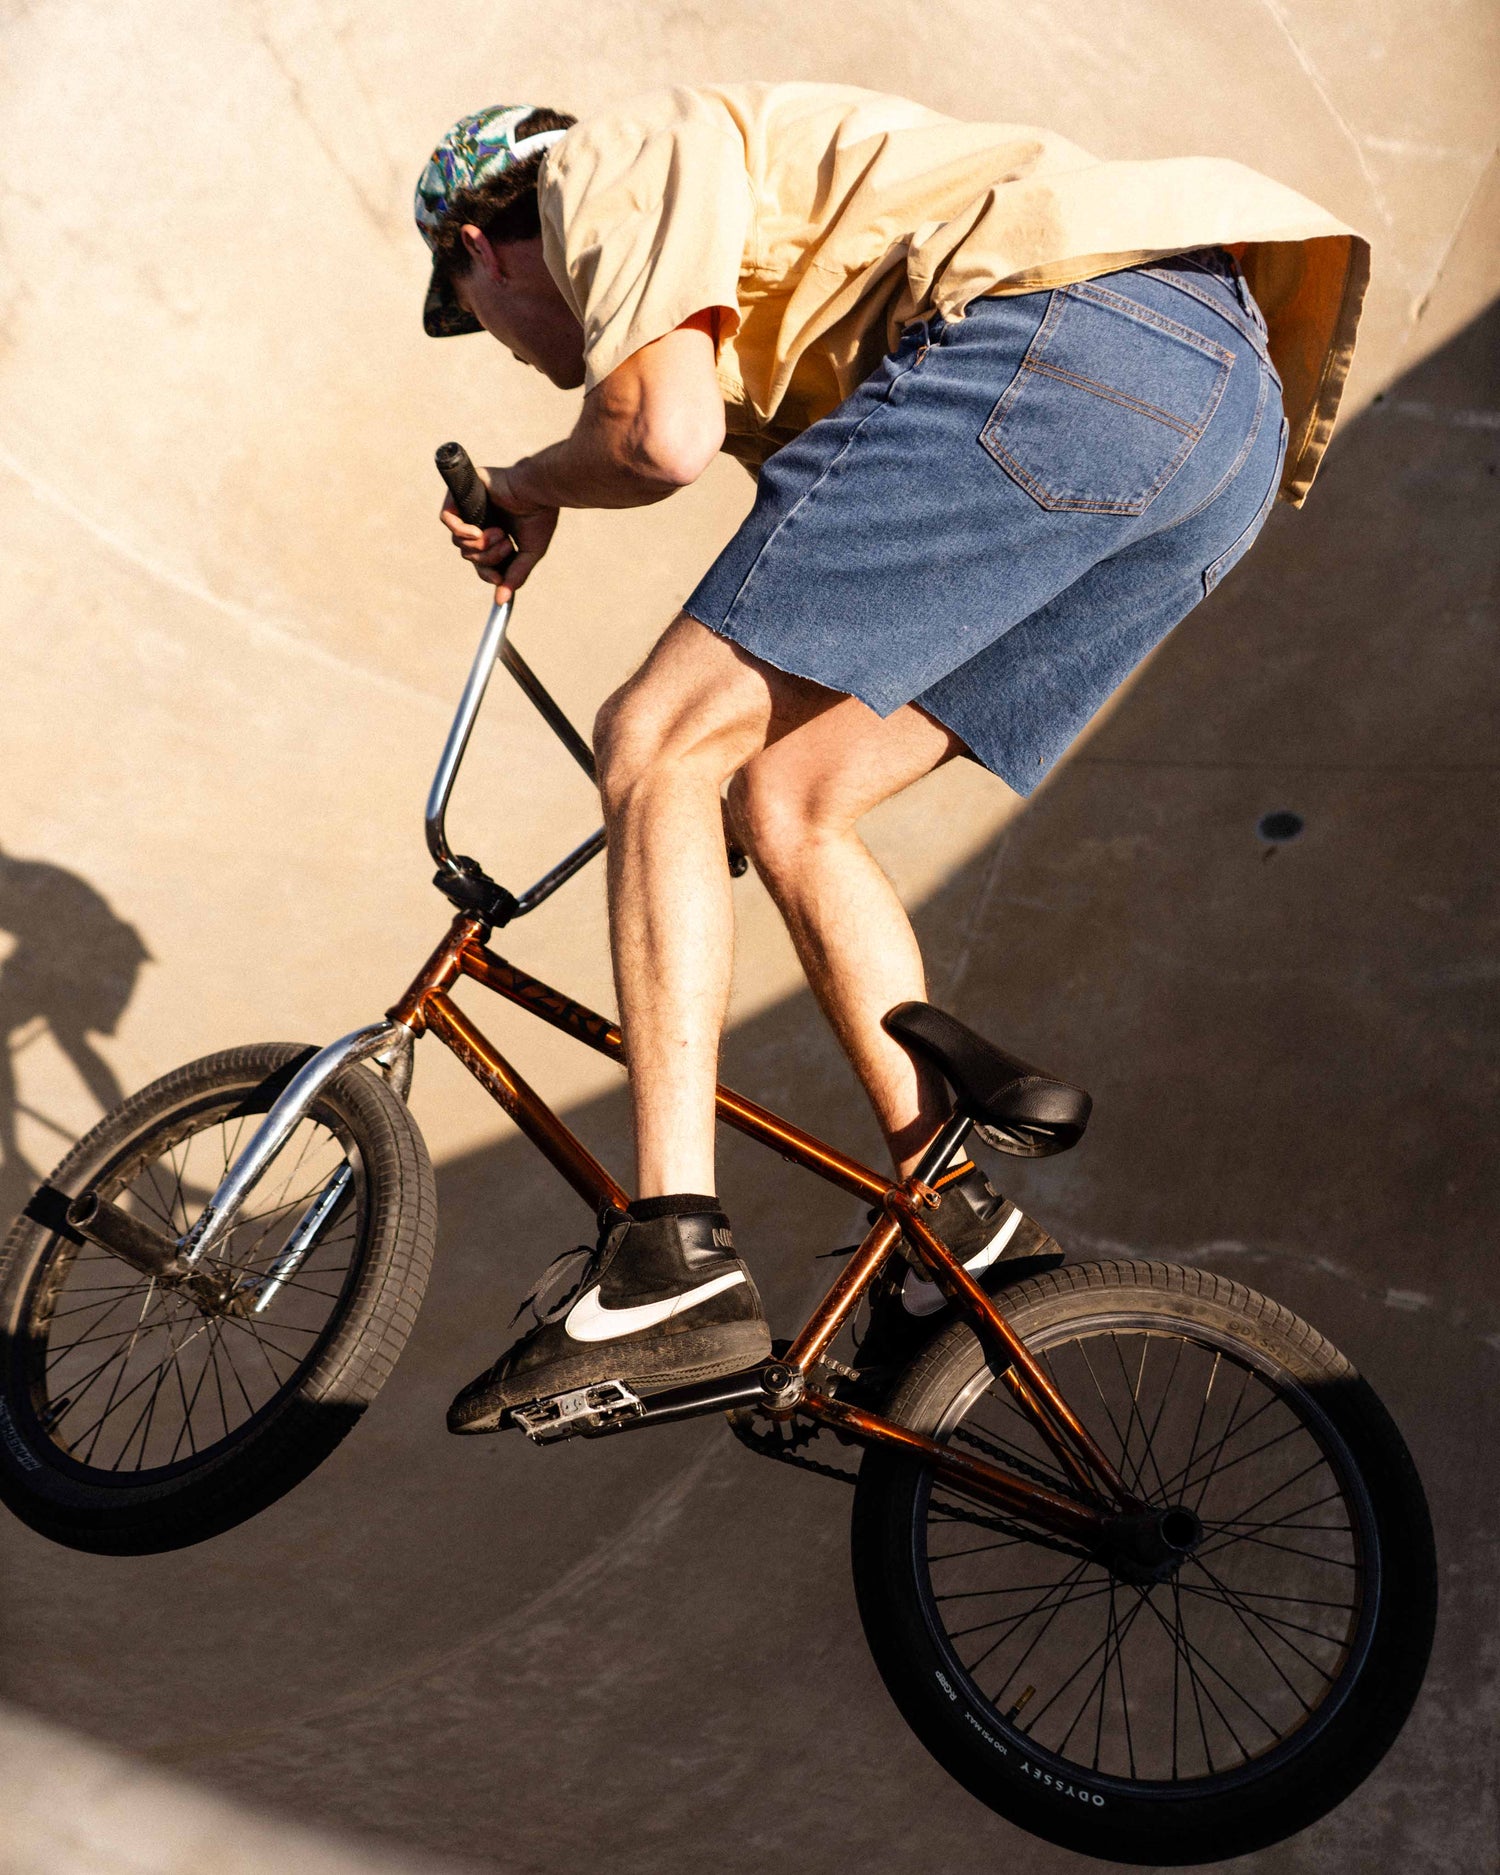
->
[[684, 251, 1288, 795]]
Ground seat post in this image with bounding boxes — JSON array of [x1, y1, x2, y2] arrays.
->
[[911, 1113, 974, 1187]]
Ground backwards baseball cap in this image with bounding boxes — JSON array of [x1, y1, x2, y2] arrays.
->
[[414, 105, 568, 337]]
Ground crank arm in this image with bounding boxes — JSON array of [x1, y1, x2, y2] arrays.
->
[[508, 1361, 804, 1445]]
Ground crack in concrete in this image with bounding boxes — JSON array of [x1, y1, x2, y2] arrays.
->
[[1409, 145, 1499, 325], [1256, 0, 1394, 231], [251, 12, 400, 243]]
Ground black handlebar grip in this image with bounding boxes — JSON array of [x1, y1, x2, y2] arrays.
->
[[435, 441, 499, 530]]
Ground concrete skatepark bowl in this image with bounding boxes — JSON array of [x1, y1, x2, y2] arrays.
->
[[1, 3, 1496, 1871]]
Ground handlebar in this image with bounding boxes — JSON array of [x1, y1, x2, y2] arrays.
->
[[424, 442, 745, 931], [435, 440, 507, 532]]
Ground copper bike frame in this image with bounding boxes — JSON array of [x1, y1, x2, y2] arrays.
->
[[387, 913, 1137, 1547]]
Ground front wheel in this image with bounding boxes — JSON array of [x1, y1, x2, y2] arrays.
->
[[850, 1260, 1435, 1865], [0, 1042, 437, 1554]]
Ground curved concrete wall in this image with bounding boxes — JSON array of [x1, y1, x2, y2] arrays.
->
[[1, 4, 1495, 1872]]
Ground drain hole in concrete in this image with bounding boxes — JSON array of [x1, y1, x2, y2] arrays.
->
[[1257, 810, 1304, 843]]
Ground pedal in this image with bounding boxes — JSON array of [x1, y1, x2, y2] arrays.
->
[[509, 1379, 644, 1444]]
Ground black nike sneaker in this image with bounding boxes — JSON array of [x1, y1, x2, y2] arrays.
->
[[848, 1161, 1054, 1387], [447, 1206, 771, 1434], [894, 1160, 1025, 1317]]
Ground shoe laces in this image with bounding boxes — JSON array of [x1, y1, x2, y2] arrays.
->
[[512, 1245, 595, 1327]]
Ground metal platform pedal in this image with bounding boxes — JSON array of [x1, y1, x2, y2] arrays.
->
[[509, 1379, 644, 1443], [506, 1362, 802, 1446]]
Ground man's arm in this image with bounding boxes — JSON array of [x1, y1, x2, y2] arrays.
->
[[444, 311, 726, 599]]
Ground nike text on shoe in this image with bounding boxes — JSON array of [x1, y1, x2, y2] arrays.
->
[[447, 1207, 771, 1434]]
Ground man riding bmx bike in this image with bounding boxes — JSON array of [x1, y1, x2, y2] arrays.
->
[[411, 85, 1367, 1433]]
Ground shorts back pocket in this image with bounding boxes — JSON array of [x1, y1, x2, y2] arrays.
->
[[980, 281, 1234, 515]]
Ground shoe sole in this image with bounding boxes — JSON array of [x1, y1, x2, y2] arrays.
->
[[448, 1318, 773, 1435]]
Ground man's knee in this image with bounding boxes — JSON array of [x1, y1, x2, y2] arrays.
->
[[591, 684, 629, 788], [728, 760, 833, 875], [592, 683, 653, 815], [594, 626, 770, 817]]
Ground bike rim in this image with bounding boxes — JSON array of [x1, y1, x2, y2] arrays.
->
[[912, 1308, 1380, 1796], [17, 1087, 368, 1483]]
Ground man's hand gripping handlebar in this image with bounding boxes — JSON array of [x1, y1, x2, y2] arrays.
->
[[432, 443, 747, 897], [436, 440, 558, 604]]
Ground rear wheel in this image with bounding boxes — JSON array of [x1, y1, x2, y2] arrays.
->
[[850, 1260, 1435, 1864], [0, 1042, 436, 1554]]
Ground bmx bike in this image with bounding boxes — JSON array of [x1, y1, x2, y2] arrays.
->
[[0, 446, 1435, 1864]]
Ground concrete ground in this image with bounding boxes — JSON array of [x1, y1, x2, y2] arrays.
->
[[0, 3, 1495, 1872]]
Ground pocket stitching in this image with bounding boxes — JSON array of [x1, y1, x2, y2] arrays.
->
[[981, 361, 1231, 514], [1202, 424, 1284, 594], [1065, 279, 1236, 366], [978, 283, 1233, 515], [1020, 357, 1210, 439]]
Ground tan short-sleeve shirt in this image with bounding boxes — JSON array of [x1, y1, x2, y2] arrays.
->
[[539, 83, 1369, 505]]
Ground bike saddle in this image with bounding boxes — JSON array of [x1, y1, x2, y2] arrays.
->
[[882, 1002, 1092, 1158]]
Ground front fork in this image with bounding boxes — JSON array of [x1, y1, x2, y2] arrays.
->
[[66, 1018, 416, 1291]]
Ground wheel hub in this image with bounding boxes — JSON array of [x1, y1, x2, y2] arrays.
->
[[1099, 1503, 1204, 1583]]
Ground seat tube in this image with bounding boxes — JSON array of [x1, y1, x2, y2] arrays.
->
[[911, 1114, 975, 1186]]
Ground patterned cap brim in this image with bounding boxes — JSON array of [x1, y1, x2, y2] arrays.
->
[[423, 265, 483, 338]]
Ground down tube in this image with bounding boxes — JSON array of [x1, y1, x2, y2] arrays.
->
[[423, 991, 630, 1214]]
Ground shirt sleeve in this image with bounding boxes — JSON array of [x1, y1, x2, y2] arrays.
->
[[539, 95, 751, 393]]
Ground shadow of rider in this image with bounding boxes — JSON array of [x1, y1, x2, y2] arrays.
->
[[0, 842, 150, 1220]]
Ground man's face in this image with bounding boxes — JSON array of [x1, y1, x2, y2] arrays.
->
[[454, 230, 586, 390]]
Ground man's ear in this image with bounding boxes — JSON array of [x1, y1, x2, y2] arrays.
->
[[459, 224, 505, 284]]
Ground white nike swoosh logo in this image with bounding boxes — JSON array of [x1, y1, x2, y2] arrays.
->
[[564, 1269, 747, 1342], [902, 1208, 1022, 1317]]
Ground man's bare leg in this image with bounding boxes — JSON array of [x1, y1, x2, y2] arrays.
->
[[593, 618, 782, 1197], [727, 694, 964, 1175], [450, 619, 968, 1428], [594, 615, 963, 1195]]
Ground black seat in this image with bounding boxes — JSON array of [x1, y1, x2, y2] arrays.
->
[[883, 1002, 1091, 1158]]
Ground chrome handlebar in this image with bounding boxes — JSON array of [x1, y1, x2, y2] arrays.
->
[[423, 588, 610, 926], [425, 440, 741, 928], [424, 594, 513, 882]]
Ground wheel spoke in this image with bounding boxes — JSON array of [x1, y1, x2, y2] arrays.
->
[[948, 1576, 1113, 1647], [982, 1559, 1098, 1705], [1108, 1332, 1166, 1501], [914, 1300, 1378, 1795], [1038, 1587, 1150, 1755], [29, 1102, 363, 1478], [1075, 1337, 1133, 1472], [1131, 1578, 1262, 1758], [1179, 1567, 1345, 1668]]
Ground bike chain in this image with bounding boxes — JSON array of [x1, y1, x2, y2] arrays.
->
[[727, 1406, 860, 1487], [728, 1393, 1096, 1563]]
